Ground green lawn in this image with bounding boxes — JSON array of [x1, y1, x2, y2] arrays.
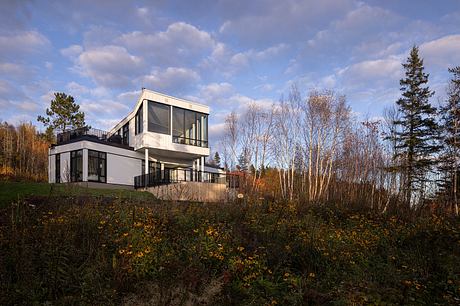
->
[[0, 181, 155, 207]]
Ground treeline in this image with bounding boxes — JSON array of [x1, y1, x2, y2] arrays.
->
[[0, 122, 50, 182], [220, 47, 459, 215]]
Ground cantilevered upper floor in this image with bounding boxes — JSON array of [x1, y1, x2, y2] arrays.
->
[[109, 89, 210, 160]]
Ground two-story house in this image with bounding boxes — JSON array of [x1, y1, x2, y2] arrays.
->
[[48, 89, 225, 193]]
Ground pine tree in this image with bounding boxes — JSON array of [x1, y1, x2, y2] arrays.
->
[[392, 46, 440, 206], [213, 152, 221, 167], [439, 66, 460, 215], [37, 92, 86, 134]]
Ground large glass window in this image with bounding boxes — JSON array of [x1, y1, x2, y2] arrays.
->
[[122, 123, 129, 145], [172, 106, 208, 147], [135, 102, 143, 135], [55, 154, 60, 183], [70, 150, 83, 182], [88, 150, 106, 183], [148, 101, 170, 134]]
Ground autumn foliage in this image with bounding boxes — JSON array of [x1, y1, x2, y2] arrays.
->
[[0, 122, 49, 182]]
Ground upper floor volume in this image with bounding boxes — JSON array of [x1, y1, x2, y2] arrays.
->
[[109, 88, 210, 158]]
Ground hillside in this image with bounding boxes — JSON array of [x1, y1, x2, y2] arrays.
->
[[1, 183, 459, 305]]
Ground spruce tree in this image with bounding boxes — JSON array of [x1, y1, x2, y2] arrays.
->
[[439, 66, 460, 215], [392, 46, 440, 206], [213, 152, 221, 167]]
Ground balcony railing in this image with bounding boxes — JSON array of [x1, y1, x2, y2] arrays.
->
[[134, 168, 237, 189], [172, 136, 208, 148], [56, 127, 129, 147]]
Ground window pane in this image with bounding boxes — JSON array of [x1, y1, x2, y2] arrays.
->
[[173, 107, 184, 137], [184, 110, 195, 144], [148, 101, 170, 134]]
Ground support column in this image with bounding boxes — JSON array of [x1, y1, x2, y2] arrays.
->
[[83, 148, 88, 182], [144, 148, 149, 187], [201, 156, 205, 182]]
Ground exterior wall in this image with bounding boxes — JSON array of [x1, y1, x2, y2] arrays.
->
[[107, 153, 141, 186], [137, 132, 209, 157], [49, 140, 146, 186]]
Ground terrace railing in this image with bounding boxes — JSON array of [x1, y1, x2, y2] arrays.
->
[[56, 127, 129, 147], [134, 168, 238, 189]]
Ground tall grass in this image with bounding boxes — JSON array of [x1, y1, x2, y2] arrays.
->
[[1, 196, 459, 305]]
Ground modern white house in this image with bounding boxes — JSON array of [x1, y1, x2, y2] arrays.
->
[[48, 89, 229, 199]]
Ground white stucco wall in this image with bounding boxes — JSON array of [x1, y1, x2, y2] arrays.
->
[[49, 140, 146, 186]]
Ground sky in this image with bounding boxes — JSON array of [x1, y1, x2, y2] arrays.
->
[[1, 0, 460, 146]]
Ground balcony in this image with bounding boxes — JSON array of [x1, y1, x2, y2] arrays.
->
[[56, 127, 131, 148], [172, 136, 208, 148]]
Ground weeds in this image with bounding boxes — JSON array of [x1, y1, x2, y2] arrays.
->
[[0, 197, 459, 305]]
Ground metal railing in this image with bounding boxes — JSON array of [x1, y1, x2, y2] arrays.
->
[[134, 168, 237, 189], [56, 127, 129, 147], [172, 136, 208, 148]]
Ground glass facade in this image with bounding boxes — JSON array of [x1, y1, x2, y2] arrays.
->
[[88, 150, 106, 183], [172, 106, 208, 147], [148, 101, 170, 134], [70, 150, 83, 182]]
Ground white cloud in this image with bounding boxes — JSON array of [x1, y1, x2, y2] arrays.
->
[[338, 57, 402, 88], [420, 34, 460, 69], [76, 45, 144, 88], [0, 30, 50, 58], [139, 67, 200, 93], [60, 44, 83, 59], [116, 22, 215, 65]]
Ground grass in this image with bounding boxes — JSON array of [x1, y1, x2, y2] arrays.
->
[[0, 181, 155, 207], [1, 189, 459, 305]]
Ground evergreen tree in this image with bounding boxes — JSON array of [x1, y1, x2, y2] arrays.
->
[[438, 66, 460, 215], [213, 151, 221, 167], [392, 46, 440, 206], [37, 92, 86, 134], [238, 148, 250, 172]]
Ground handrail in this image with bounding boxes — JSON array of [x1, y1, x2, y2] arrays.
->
[[134, 168, 238, 189], [172, 135, 208, 148]]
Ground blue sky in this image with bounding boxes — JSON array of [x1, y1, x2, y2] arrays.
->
[[1, 0, 460, 144]]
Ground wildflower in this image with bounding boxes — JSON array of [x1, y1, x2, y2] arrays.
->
[[309, 272, 315, 278], [123, 232, 129, 237], [237, 246, 245, 252]]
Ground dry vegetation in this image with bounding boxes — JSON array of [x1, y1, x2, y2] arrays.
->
[[1, 195, 459, 305]]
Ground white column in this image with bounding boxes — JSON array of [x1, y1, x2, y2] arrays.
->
[[83, 148, 88, 182], [201, 156, 205, 182], [143, 99, 147, 132]]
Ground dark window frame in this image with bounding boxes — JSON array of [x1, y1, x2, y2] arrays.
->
[[88, 149, 107, 183], [172, 106, 208, 147], [135, 102, 143, 135], [70, 149, 83, 182], [55, 153, 60, 183], [122, 123, 129, 145], [148, 100, 171, 135]]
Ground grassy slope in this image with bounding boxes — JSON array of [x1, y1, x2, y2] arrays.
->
[[1, 196, 459, 305], [0, 181, 155, 207]]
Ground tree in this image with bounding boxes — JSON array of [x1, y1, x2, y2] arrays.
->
[[391, 46, 440, 206], [438, 66, 460, 215], [213, 152, 221, 167], [37, 92, 86, 134]]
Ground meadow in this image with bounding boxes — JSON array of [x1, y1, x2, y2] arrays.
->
[[0, 184, 459, 305]]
